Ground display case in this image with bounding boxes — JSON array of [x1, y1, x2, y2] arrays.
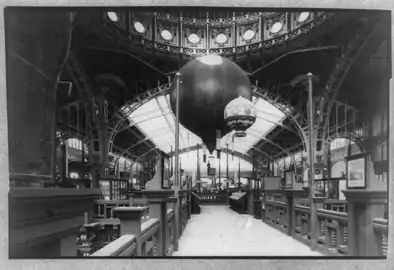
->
[[229, 192, 247, 213]]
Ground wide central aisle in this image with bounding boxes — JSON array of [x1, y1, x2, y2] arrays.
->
[[173, 205, 323, 256]]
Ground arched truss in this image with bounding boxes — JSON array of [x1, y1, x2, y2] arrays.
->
[[66, 14, 381, 166], [64, 53, 100, 161], [107, 80, 308, 157], [315, 13, 381, 156], [326, 131, 365, 153], [107, 11, 380, 161]]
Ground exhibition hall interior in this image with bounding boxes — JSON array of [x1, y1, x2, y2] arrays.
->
[[5, 6, 391, 258]]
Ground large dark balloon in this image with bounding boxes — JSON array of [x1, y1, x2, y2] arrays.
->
[[169, 55, 252, 153]]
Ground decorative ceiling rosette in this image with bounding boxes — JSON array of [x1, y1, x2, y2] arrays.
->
[[211, 26, 232, 48], [184, 26, 205, 47], [265, 12, 287, 38], [289, 11, 315, 30], [237, 19, 260, 45], [106, 12, 119, 22], [92, 10, 333, 61], [156, 19, 178, 45], [296, 12, 312, 24], [130, 12, 154, 38]]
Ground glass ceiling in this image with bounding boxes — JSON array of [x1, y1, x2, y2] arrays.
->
[[127, 94, 286, 155]]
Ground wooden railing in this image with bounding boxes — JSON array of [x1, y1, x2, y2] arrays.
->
[[91, 215, 160, 257], [265, 200, 289, 234], [263, 192, 388, 257], [293, 204, 311, 243], [373, 218, 388, 257], [294, 199, 347, 213], [293, 205, 350, 255], [324, 200, 347, 213], [166, 208, 176, 256], [199, 192, 228, 205], [94, 200, 130, 219], [79, 190, 195, 257], [316, 209, 348, 255]]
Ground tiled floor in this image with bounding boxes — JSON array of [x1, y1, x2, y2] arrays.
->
[[173, 205, 323, 256]]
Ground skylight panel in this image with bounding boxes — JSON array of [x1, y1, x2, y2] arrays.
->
[[127, 94, 289, 160]]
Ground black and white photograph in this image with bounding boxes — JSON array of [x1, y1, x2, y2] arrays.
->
[[1, 1, 392, 267]]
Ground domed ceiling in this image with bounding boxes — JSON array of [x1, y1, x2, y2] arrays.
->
[[58, 7, 389, 171]]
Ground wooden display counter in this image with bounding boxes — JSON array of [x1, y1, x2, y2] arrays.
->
[[9, 188, 101, 258]]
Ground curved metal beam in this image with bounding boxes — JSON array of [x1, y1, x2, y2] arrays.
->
[[249, 45, 338, 76], [113, 129, 171, 165]]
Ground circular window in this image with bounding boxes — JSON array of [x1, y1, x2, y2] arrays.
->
[[297, 12, 310, 23], [107, 12, 118, 22], [188, 33, 201, 44], [134, 21, 145, 33], [270, 21, 283, 34], [215, 33, 228, 44], [161, 29, 173, 41], [242, 29, 256, 41]]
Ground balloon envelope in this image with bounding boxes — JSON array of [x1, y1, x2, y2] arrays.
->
[[170, 55, 252, 153]]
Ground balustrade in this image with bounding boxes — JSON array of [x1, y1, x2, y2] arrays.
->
[[83, 190, 194, 257], [265, 201, 289, 234], [261, 189, 388, 257], [323, 200, 347, 212], [316, 209, 348, 255], [293, 205, 311, 243], [373, 218, 388, 257]]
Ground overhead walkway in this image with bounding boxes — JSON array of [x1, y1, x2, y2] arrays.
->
[[173, 205, 323, 256]]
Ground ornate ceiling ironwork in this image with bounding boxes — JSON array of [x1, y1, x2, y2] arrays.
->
[[61, 9, 386, 167], [78, 10, 338, 62]]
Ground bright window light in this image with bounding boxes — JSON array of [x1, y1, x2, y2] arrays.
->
[[297, 12, 310, 23], [107, 12, 118, 22], [161, 29, 173, 41], [188, 33, 201, 44], [215, 33, 228, 44], [242, 29, 256, 41], [134, 21, 146, 33], [196, 55, 223, 66], [270, 21, 283, 34]]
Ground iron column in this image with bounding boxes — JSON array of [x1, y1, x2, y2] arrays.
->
[[174, 73, 181, 187], [307, 72, 317, 250]]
